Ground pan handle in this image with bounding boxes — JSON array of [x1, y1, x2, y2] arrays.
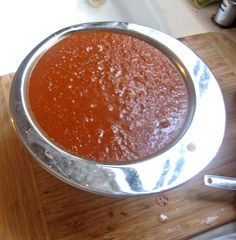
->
[[204, 175, 236, 190]]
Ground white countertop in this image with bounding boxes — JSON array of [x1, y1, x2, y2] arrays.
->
[[0, 0, 222, 76]]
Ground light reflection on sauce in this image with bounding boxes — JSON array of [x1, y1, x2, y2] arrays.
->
[[28, 31, 189, 163]]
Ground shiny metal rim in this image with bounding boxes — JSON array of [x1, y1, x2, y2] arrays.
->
[[10, 22, 225, 196]]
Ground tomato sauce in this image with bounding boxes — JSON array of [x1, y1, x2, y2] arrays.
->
[[28, 31, 189, 163]]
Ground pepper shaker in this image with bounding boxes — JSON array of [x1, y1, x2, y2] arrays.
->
[[213, 0, 236, 27]]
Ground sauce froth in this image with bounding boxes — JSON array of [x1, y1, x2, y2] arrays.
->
[[28, 31, 189, 163]]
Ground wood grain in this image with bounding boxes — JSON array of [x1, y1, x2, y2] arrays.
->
[[0, 31, 236, 240], [0, 74, 50, 240]]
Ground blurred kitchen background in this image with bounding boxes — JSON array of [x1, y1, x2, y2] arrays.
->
[[0, 0, 233, 76]]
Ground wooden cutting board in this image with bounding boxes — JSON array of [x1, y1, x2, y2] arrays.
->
[[0, 31, 236, 240]]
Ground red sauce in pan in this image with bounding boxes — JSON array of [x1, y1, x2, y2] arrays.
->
[[28, 31, 189, 163]]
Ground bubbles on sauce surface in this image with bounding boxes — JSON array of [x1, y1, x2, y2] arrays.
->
[[28, 31, 189, 163]]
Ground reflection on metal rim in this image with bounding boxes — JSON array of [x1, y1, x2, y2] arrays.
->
[[10, 22, 226, 196]]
